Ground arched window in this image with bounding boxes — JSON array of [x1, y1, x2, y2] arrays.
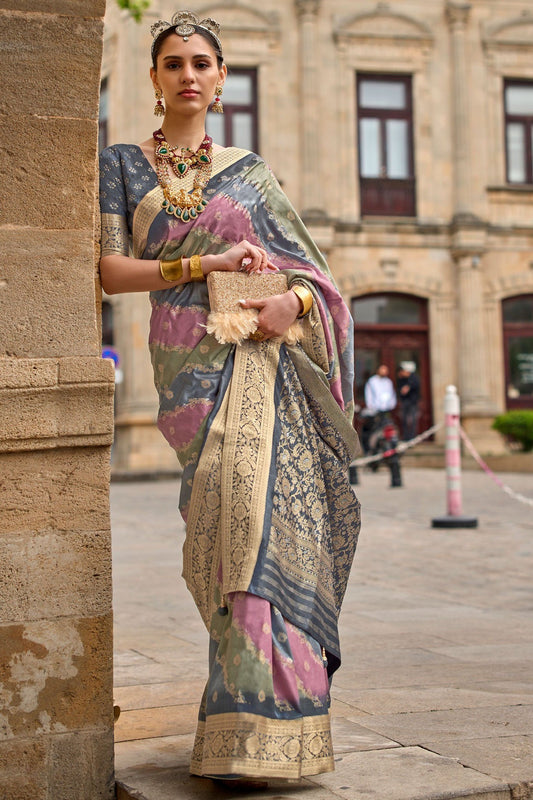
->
[[352, 292, 432, 435], [502, 294, 533, 408], [353, 294, 425, 325]]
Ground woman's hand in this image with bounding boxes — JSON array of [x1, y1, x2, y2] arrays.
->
[[240, 291, 301, 339], [203, 240, 277, 275]]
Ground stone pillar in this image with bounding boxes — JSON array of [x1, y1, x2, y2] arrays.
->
[[446, 1, 473, 220], [453, 247, 503, 450], [0, 3, 115, 799], [295, 0, 323, 217], [456, 253, 492, 410], [446, 2, 502, 450], [334, 35, 358, 224], [430, 296, 459, 442]]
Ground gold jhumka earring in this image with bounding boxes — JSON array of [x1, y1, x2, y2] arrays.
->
[[154, 89, 165, 116], [212, 85, 224, 114]]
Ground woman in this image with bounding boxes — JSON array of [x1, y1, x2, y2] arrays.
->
[[99, 10, 361, 783]]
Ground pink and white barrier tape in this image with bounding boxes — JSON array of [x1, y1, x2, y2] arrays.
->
[[459, 427, 533, 509], [351, 422, 443, 467]]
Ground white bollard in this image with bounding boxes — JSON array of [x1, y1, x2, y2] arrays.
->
[[432, 386, 478, 528]]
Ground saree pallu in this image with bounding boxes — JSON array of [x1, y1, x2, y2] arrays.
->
[[99, 144, 361, 778]]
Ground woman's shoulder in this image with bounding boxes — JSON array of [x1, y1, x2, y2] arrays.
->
[[99, 143, 143, 165]]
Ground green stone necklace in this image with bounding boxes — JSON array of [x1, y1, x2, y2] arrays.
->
[[153, 128, 213, 223]]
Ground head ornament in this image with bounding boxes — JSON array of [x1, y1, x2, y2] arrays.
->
[[150, 11, 222, 54]]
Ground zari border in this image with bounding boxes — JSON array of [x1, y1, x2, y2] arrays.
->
[[132, 147, 250, 258], [183, 339, 281, 624], [219, 340, 279, 596], [190, 710, 334, 779], [183, 382, 229, 627], [101, 212, 129, 257]]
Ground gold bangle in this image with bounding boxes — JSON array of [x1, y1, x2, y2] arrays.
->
[[292, 284, 313, 318], [160, 257, 183, 282], [189, 254, 205, 282]]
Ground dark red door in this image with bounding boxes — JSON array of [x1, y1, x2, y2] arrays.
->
[[352, 294, 433, 436]]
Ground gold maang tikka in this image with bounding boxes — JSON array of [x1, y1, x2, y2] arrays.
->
[[150, 11, 222, 55]]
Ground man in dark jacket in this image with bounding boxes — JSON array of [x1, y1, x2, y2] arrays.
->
[[397, 362, 420, 441]]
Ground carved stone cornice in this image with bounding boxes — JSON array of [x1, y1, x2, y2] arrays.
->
[[446, 1, 471, 31], [333, 3, 433, 49], [482, 11, 533, 53], [294, 0, 321, 19]]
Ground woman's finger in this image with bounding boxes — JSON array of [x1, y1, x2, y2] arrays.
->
[[239, 298, 266, 309]]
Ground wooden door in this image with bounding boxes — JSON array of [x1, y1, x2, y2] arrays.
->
[[354, 329, 432, 434]]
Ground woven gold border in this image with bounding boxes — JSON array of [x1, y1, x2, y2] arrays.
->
[[183, 339, 280, 623], [101, 212, 129, 257], [220, 340, 279, 595], [190, 710, 334, 779]]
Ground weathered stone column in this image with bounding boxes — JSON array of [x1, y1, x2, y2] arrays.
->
[[447, 1, 473, 219], [333, 32, 358, 224], [448, 235, 502, 450], [456, 253, 492, 409], [446, 2, 501, 448], [295, 0, 323, 216], [0, 2, 115, 798]]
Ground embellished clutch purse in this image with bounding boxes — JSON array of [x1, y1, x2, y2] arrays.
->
[[205, 271, 302, 345]]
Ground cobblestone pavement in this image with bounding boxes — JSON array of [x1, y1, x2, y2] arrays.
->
[[112, 467, 533, 800]]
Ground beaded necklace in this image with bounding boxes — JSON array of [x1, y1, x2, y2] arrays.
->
[[153, 128, 213, 222]]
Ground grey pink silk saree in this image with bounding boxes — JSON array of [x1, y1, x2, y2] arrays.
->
[[100, 144, 361, 778]]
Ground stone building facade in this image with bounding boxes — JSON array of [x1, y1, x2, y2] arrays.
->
[[101, 0, 533, 469], [0, 1, 115, 797]]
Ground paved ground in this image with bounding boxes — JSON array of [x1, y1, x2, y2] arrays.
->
[[111, 466, 533, 800]]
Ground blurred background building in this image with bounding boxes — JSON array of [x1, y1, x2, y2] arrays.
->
[[100, 0, 533, 470]]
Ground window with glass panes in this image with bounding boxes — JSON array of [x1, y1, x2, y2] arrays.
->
[[502, 294, 533, 409], [504, 80, 533, 185], [206, 69, 258, 152], [357, 74, 416, 216]]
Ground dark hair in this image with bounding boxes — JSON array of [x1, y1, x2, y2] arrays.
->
[[152, 25, 224, 70]]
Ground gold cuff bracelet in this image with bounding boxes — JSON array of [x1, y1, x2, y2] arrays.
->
[[160, 257, 183, 282], [189, 254, 205, 282], [292, 284, 313, 318]]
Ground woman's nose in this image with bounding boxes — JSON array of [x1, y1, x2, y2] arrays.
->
[[181, 63, 194, 83]]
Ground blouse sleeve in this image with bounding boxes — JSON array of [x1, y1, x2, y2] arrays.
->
[[99, 146, 130, 257]]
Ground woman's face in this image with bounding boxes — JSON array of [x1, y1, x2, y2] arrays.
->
[[151, 32, 226, 118]]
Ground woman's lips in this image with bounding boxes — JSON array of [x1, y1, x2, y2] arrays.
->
[[180, 90, 198, 98]]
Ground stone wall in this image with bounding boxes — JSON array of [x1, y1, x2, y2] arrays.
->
[[0, 2, 115, 798]]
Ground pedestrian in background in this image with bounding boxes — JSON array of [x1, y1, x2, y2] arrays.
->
[[364, 363, 397, 414], [98, 9, 360, 786], [361, 364, 397, 452], [398, 361, 420, 441]]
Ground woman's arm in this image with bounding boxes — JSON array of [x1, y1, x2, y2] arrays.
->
[[100, 240, 276, 295]]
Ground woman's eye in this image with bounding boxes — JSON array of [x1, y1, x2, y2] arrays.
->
[[196, 61, 210, 69]]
